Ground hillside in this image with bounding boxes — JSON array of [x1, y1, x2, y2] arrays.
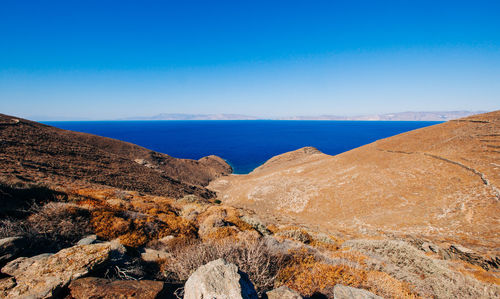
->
[[1, 112, 499, 298], [209, 111, 500, 252], [0, 113, 231, 202]]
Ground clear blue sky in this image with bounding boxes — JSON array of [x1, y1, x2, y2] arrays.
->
[[1, 0, 499, 120]]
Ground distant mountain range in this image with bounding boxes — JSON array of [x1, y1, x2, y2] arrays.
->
[[125, 111, 486, 121], [125, 113, 260, 120]]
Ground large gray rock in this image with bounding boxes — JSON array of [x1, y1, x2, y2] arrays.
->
[[183, 258, 258, 299], [266, 286, 302, 299], [0, 237, 28, 266], [1, 242, 115, 298], [333, 284, 382, 299]]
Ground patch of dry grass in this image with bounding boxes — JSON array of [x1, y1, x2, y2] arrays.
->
[[343, 239, 500, 298], [161, 236, 286, 296]]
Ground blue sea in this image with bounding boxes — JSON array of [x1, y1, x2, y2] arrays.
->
[[44, 121, 441, 174]]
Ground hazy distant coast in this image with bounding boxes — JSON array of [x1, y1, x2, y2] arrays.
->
[[124, 110, 485, 121]]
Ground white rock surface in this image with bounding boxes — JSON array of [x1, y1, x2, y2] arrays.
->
[[183, 258, 258, 299]]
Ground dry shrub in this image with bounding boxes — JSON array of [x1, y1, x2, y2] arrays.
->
[[343, 239, 500, 298], [196, 206, 259, 241], [0, 218, 34, 238], [310, 232, 343, 251], [275, 227, 312, 244], [225, 215, 253, 231], [203, 226, 239, 240], [90, 207, 197, 247], [266, 224, 279, 234], [27, 202, 92, 243], [276, 248, 366, 297], [162, 236, 286, 295], [91, 210, 131, 240], [364, 271, 420, 299], [453, 261, 500, 285], [328, 249, 369, 268]]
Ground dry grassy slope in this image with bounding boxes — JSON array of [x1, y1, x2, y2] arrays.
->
[[209, 110, 500, 250], [0, 113, 231, 199]]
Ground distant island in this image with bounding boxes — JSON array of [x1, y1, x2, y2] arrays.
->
[[124, 110, 485, 121]]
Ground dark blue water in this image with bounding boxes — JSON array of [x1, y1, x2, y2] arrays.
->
[[44, 121, 441, 174]]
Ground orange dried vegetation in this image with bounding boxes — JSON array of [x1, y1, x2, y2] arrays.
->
[[277, 248, 366, 297], [91, 210, 131, 240], [204, 226, 239, 240], [455, 261, 500, 285], [277, 248, 419, 298]]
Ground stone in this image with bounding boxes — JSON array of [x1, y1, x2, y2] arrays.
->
[[240, 216, 271, 236], [0, 237, 28, 266], [76, 234, 99, 246], [0, 277, 16, 298], [140, 248, 170, 263], [266, 286, 302, 299], [183, 258, 258, 299], [421, 242, 438, 253], [68, 277, 165, 299], [333, 284, 382, 299], [1, 242, 114, 298]]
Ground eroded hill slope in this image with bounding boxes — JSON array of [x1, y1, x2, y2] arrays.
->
[[209, 111, 500, 251], [0, 113, 231, 200]]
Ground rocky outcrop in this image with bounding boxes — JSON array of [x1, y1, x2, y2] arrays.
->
[[68, 277, 165, 299], [446, 244, 500, 270], [1, 242, 115, 298], [0, 237, 27, 267], [266, 286, 303, 299], [333, 284, 382, 299], [183, 258, 258, 299]]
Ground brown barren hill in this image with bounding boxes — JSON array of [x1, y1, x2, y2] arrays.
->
[[0, 113, 231, 199], [209, 110, 500, 250]]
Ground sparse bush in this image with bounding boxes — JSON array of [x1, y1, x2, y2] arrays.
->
[[26, 202, 93, 244], [162, 236, 286, 295], [0, 218, 34, 238], [343, 239, 500, 298], [0, 201, 93, 253], [275, 227, 312, 244], [276, 248, 367, 297], [90, 206, 197, 247]]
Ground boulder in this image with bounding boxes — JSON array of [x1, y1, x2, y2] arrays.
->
[[1, 242, 114, 298], [0, 237, 28, 266], [333, 284, 382, 299], [183, 258, 258, 299], [266, 286, 302, 299], [68, 277, 165, 299], [76, 234, 99, 246]]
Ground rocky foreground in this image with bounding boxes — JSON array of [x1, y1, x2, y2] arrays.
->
[[0, 112, 499, 298]]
